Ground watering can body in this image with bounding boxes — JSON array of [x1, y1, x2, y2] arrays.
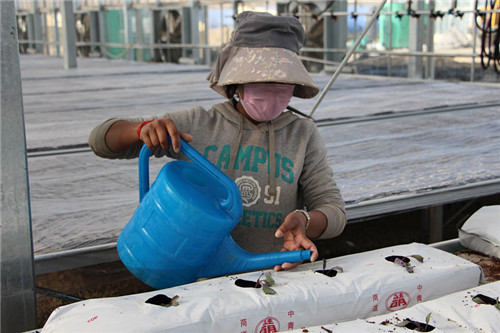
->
[[117, 139, 311, 289]]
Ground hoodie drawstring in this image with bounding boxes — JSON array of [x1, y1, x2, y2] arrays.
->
[[227, 114, 243, 178], [227, 100, 277, 196], [268, 121, 277, 197]]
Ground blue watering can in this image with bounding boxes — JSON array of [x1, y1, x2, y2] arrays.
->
[[117, 138, 312, 289]]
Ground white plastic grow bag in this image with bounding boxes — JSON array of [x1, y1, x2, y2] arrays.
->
[[42, 243, 483, 332], [459, 205, 500, 259], [289, 280, 500, 332]]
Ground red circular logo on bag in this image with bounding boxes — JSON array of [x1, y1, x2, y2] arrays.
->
[[385, 291, 411, 311], [255, 316, 280, 333]]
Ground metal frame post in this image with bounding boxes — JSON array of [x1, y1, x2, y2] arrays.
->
[[122, 0, 133, 61], [408, 0, 425, 79], [203, 4, 210, 65], [98, 5, 107, 58], [33, 0, 44, 53], [41, 9, 48, 54], [61, 0, 77, 68], [387, 0, 393, 76], [429, 206, 444, 243], [54, 7, 61, 56], [426, 0, 435, 79], [323, 0, 347, 71], [190, 0, 201, 63], [182, 6, 192, 59], [135, 8, 144, 62], [27, 12, 35, 50], [1, 1, 37, 331], [89, 10, 99, 55]]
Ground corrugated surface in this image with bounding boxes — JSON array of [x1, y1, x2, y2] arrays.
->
[[21, 55, 500, 255]]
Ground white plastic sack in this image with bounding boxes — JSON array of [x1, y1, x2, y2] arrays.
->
[[289, 280, 500, 332], [459, 205, 500, 259], [42, 243, 483, 333]]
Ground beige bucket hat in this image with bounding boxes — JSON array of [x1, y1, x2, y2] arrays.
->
[[207, 11, 319, 99]]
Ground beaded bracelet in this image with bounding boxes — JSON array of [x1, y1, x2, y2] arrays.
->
[[294, 209, 311, 230]]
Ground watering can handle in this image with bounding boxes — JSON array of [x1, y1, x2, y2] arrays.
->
[[138, 138, 241, 217]]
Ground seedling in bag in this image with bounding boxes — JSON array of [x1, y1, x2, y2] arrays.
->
[[235, 272, 277, 295], [394, 312, 435, 332], [385, 254, 424, 273], [145, 294, 179, 307], [315, 258, 343, 277], [472, 293, 500, 310]]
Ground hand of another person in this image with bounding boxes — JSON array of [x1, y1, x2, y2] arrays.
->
[[138, 118, 193, 153], [273, 210, 319, 271]]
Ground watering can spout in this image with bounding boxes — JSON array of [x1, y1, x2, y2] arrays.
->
[[198, 236, 312, 279]]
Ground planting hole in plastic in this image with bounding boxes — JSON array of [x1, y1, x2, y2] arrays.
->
[[235, 279, 262, 288], [472, 294, 499, 306], [395, 318, 435, 332], [315, 269, 338, 277], [385, 255, 411, 263], [315, 259, 343, 277], [145, 294, 179, 307]]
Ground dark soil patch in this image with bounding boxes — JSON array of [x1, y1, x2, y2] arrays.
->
[[455, 249, 500, 283], [36, 261, 153, 328]]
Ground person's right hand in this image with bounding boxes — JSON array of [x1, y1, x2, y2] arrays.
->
[[138, 118, 193, 153]]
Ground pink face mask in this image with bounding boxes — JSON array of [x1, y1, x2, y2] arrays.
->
[[240, 83, 295, 122]]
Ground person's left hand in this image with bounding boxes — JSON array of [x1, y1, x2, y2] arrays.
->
[[273, 210, 318, 271]]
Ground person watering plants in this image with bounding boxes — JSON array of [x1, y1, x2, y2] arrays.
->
[[89, 11, 346, 272]]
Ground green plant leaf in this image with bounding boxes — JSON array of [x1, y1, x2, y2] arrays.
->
[[331, 266, 343, 273], [265, 272, 275, 286], [168, 295, 179, 307], [395, 320, 411, 327], [425, 312, 432, 325], [262, 284, 276, 295], [472, 295, 487, 304], [410, 254, 424, 263]]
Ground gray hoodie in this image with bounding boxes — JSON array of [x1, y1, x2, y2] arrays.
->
[[89, 101, 346, 253]]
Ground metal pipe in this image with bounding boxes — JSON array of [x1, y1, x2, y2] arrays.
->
[[308, 0, 388, 117], [1, 1, 37, 331], [16, 39, 483, 64], [282, 8, 500, 17]]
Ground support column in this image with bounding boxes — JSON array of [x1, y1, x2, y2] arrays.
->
[[190, 1, 201, 63], [181, 6, 192, 59], [54, 8, 61, 56], [27, 13, 36, 51], [89, 11, 99, 55], [135, 8, 144, 62], [324, 1, 347, 72], [203, 4, 210, 65], [122, 0, 134, 61], [61, 0, 77, 68], [429, 206, 444, 243], [408, 0, 424, 79], [33, 0, 43, 53], [426, 0, 435, 79], [98, 7, 107, 58], [1, 1, 37, 332]]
